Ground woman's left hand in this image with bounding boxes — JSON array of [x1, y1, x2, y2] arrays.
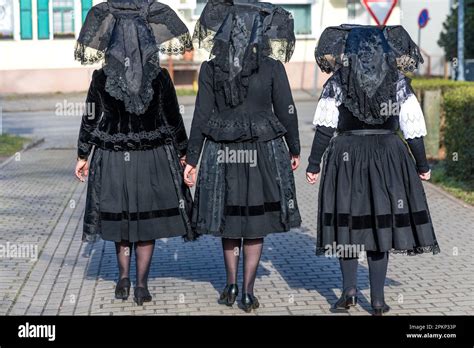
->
[[291, 155, 300, 171], [419, 170, 431, 181]]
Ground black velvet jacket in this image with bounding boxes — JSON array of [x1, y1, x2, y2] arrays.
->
[[186, 57, 300, 166], [77, 68, 188, 160]]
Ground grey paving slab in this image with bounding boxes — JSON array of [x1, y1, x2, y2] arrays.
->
[[0, 101, 473, 316]]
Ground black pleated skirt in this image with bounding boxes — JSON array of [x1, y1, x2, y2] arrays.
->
[[317, 133, 440, 256], [82, 145, 194, 243], [192, 137, 301, 239]]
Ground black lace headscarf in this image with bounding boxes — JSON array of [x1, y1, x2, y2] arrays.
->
[[193, 0, 295, 107], [316, 25, 423, 125], [75, 0, 193, 115]]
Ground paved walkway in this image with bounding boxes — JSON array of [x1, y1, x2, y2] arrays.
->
[[1, 101, 473, 316]]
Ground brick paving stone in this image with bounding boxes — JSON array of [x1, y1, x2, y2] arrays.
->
[[1, 103, 473, 316]]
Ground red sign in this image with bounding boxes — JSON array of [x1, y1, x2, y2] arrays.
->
[[362, 0, 398, 26]]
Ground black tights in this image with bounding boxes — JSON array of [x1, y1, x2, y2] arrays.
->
[[339, 251, 389, 308], [222, 238, 264, 295], [115, 240, 155, 288]]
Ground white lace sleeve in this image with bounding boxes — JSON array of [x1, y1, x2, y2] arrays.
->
[[399, 94, 427, 139], [313, 97, 339, 128]]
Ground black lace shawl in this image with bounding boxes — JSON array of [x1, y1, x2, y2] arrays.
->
[[193, 0, 295, 107], [75, 0, 193, 115], [315, 25, 423, 125]]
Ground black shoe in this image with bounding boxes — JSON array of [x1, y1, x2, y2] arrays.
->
[[372, 303, 390, 316], [332, 293, 358, 311], [240, 293, 260, 313], [115, 278, 131, 300], [133, 287, 152, 306], [219, 284, 239, 306]]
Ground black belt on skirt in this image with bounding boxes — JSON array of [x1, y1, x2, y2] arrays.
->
[[338, 129, 397, 136]]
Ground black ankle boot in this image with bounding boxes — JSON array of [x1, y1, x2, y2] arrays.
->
[[219, 284, 239, 306], [134, 287, 152, 306], [372, 302, 390, 316], [332, 291, 358, 311], [240, 293, 260, 313], [115, 278, 131, 300]]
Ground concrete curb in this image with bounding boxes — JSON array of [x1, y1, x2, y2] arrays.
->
[[0, 137, 45, 169], [1, 90, 319, 112], [425, 181, 474, 210]]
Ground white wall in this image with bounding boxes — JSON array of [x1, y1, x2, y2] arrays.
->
[[0, 0, 100, 70], [399, 0, 451, 76], [3, 0, 449, 93]]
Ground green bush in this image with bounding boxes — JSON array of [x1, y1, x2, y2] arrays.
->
[[442, 86, 474, 184], [411, 78, 474, 92], [175, 88, 197, 97], [410, 78, 474, 185]]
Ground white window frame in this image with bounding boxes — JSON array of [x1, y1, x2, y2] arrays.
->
[[0, 0, 16, 40], [191, 0, 206, 20], [270, 0, 317, 39]]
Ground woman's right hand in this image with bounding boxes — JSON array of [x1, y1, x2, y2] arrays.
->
[[306, 172, 319, 185], [75, 159, 89, 182], [184, 164, 197, 187]]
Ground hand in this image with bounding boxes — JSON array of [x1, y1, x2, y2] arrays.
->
[[306, 172, 319, 185], [180, 155, 187, 168], [75, 159, 89, 182], [419, 170, 431, 181], [291, 155, 300, 171], [184, 164, 197, 187]]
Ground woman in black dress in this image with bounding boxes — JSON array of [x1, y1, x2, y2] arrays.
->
[[74, 0, 194, 305], [306, 25, 440, 315], [184, 0, 301, 312]]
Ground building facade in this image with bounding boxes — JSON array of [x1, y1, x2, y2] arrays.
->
[[0, 0, 451, 95], [399, 0, 452, 77]]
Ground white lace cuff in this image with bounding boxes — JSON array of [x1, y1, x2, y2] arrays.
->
[[313, 97, 339, 128], [399, 94, 427, 139]]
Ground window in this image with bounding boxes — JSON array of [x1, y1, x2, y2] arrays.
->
[[281, 4, 312, 35], [347, 0, 363, 23], [81, 0, 92, 23], [194, 0, 206, 17], [53, 0, 75, 38], [37, 0, 50, 39], [0, 0, 14, 39], [19, 0, 33, 39], [348, 0, 357, 20]]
